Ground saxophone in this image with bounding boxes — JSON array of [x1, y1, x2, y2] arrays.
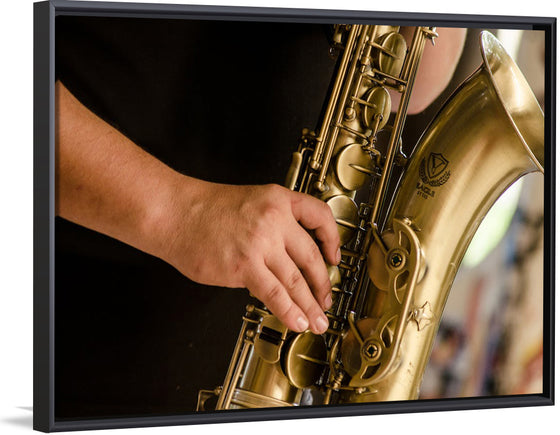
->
[[197, 25, 544, 410]]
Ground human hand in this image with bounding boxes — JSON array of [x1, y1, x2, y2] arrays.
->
[[55, 81, 340, 334], [160, 180, 341, 335]]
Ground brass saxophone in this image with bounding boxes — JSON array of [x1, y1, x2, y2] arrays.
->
[[197, 25, 544, 410]]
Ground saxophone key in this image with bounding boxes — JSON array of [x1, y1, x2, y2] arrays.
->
[[335, 143, 377, 191], [325, 195, 359, 245], [283, 331, 328, 389]]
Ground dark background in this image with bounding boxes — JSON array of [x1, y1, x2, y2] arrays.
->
[[54, 15, 338, 419], [54, 15, 484, 420]]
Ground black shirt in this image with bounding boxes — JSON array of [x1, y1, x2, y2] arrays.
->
[[54, 15, 336, 419]]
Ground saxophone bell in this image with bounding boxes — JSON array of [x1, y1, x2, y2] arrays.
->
[[198, 28, 544, 410], [346, 30, 544, 402]]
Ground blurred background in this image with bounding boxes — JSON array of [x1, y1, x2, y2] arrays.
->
[[418, 28, 545, 399]]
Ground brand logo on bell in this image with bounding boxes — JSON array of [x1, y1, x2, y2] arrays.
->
[[416, 152, 451, 199]]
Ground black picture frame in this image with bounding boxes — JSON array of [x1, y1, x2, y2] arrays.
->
[[33, 0, 556, 432]]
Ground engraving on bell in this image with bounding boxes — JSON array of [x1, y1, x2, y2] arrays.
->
[[427, 153, 449, 179], [336, 144, 376, 191], [411, 301, 434, 331], [326, 195, 359, 245]]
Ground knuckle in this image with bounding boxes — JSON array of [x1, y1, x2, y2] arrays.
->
[[304, 243, 323, 266], [264, 282, 284, 305], [275, 304, 293, 323], [263, 184, 287, 204], [246, 226, 268, 250], [263, 286, 294, 321], [261, 205, 281, 223], [286, 269, 304, 291], [265, 183, 284, 195]]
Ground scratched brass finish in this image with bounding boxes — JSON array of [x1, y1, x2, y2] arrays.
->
[[198, 29, 544, 410]]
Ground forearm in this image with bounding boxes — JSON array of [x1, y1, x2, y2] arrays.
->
[[410, 27, 467, 113], [55, 80, 191, 260], [394, 27, 467, 114], [55, 80, 340, 334]]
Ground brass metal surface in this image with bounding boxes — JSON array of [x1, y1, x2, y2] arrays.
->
[[336, 143, 378, 191], [349, 31, 543, 402], [284, 331, 328, 389], [198, 28, 544, 411], [326, 194, 360, 245]]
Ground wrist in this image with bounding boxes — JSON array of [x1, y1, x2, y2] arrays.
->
[[138, 171, 207, 265]]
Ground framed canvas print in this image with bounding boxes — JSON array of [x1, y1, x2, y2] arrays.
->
[[33, 0, 555, 432]]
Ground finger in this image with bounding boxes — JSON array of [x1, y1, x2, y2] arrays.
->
[[266, 251, 329, 335], [245, 261, 309, 333], [290, 192, 341, 265], [284, 223, 333, 312]]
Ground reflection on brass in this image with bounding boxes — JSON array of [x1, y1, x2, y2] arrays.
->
[[336, 143, 377, 191], [198, 28, 544, 410], [326, 194, 360, 245], [231, 389, 295, 408], [284, 331, 328, 389], [348, 218, 425, 388], [376, 31, 407, 76], [411, 301, 434, 331], [341, 317, 381, 377], [361, 86, 391, 130], [327, 264, 342, 288]]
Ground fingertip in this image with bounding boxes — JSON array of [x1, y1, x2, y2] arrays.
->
[[324, 245, 341, 266], [311, 314, 329, 335], [295, 315, 309, 333]]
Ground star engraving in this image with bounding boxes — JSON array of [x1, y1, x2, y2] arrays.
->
[[411, 301, 434, 331]]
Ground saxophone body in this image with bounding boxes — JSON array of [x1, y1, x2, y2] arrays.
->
[[198, 25, 544, 410]]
